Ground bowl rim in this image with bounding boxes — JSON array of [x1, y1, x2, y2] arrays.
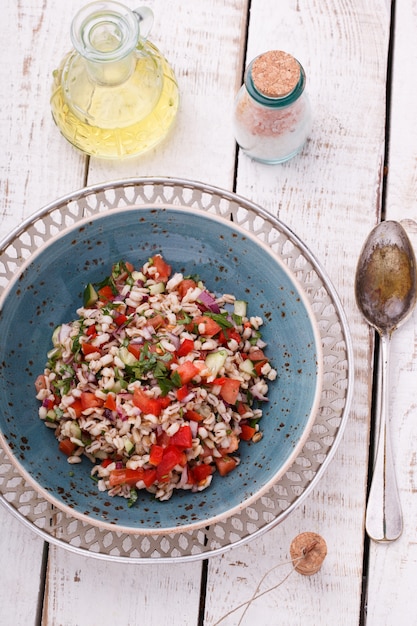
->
[[0, 203, 323, 535]]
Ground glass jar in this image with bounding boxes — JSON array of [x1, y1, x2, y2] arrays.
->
[[233, 50, 312, 164], [50, 2, 179, 159]]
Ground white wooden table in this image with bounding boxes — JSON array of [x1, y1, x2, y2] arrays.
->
[[2, 1, 417, 624]]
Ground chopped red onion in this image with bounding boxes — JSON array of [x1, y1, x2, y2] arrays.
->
[[177, 464, 189, 488], [197, 290, 221, 313], [180, 391, 196, 404], [103, 408, 114, 421], [166, 332, 180, 350], [250, 386, 269, 401], [189, 420, 198, 438], [58, 324, 72, 342], [142, 326, 155, 340]]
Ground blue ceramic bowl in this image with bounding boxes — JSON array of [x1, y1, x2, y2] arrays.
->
[[0, 207, 322, 534]]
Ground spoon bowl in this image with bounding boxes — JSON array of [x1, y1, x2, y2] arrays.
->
[[355, 220, 417, 542]]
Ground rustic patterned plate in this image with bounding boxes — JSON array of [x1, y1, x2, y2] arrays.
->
[[0, 178, 353, 562]]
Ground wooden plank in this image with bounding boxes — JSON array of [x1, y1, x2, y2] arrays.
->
[[1, 1, 88, 623], [43, 547, 202, 626], [41, 1, 248, 625], [0, 504, 45, 625], [0, 0, 87, 236], [204, 1, 391, 623], [366, 0, 417, 623]]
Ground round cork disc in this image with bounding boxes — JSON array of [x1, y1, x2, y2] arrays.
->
[[252, 50, 300, 98], [290, 532, 327, 576]]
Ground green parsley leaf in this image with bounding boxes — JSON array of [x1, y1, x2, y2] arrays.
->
[[204, 312, 233, 329], [128, 488, 138, 508], [170, 370, 182, 388], [176, 311, 193, 325]]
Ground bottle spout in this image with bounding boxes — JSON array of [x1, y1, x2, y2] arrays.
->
[[70, 1, 147, 86]]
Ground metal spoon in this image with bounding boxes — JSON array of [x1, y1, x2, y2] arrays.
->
[[355, 220, 417, 542]]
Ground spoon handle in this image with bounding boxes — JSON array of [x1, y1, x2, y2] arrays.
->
[[365, 334, 403, 542]]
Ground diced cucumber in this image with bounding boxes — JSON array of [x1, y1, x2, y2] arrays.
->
[[149, 282, 165, 295], [51, 325, 62, 347], [234, 300, 247, 317], [45, 410, 56, 422], [118, 346, 137, 366], [83, 283, 98, 307], [69, 421, 82, 440], [111, 380, 124, 393], [239, 359, 255, 376], [123, 436, 135, 455], [47, 346, 61, 360], [131, 271, 146, 283], [205, 349, 228, 377]]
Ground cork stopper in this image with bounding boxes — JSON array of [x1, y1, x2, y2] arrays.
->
[[252, 50, 300, 98], [290, 532, 327, 576]]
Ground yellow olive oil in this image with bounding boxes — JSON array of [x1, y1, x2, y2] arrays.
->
[[51, 44, 179, 159]]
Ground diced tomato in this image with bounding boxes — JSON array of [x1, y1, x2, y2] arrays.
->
[[159, 396, 172, 409], [215, 455, 237, 476], [151, 255, 172, 282], [170, 425, 193, 450], [254, 360, 268, 376], [101, 458, 114, 468], [127, 343, 141, 360], [98, 285, 115, 301], [177, 338, 194, 357], [141, 469, 158, 488], [43, 397, 57, 410], [184, 409, 204, 422], [85, 324, 97, 337], [58, 439, 76, 456], [193, 316, 222, 337], [149, 444, 164, 466], [240, 424, 256, 441], [176, 360, 201, 385], [103, 394, 117, 411], [35, 374, 47, 393], [212, 377, 227, 385], [147, 314, 165, 330], [219, 378, 240, 405], [199, 444, 213, 459], [109, 467, 157, 488], [177, 279, 198, 299], [237, 401, 251, 416], [176, 384, 190, 401], [156, 430, 171, 448], [80, 391, 103, 410], [218, 329, 242, 345], [156, 445, 187, 482], [81, 341, 100, 356], [114, 313, 128, 326], [248, 349, 267, 361], [190, 463, 214, 484], [69, 398, 83, 418], [133, 388, 164, 416]]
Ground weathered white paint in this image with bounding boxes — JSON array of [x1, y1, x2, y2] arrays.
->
[[366, 0, 417, 624], [3, 0, 417, 625]]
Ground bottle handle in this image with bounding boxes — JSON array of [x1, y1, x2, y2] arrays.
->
[[133, 6, 154, 44]]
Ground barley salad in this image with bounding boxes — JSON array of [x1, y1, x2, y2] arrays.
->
[[35, 255, 277, 505]]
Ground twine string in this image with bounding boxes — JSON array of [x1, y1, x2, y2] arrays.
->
[[212, 543, 317, 626]]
